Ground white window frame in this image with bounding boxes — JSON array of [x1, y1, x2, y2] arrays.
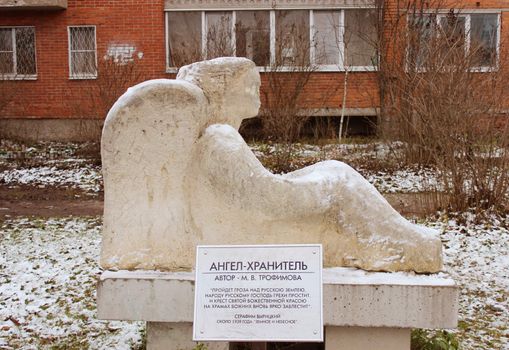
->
[[0, 26, 37, 80], [407, 10, 501, 73], [67, 25, 98, 80], [165, 9, 378, 73]]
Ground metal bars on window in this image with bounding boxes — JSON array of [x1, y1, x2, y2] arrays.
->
[[68, 26, 97, 79], [0, 26, 36, 79]]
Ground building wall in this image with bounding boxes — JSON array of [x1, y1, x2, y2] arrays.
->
[[0, 1, 507, 141], [0, 0, 166, 121]]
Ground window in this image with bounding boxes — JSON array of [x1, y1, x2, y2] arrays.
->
[[408, 12, 500, 71], [407, 14, 435, 70], [313, 11, 341, 66], [0, 27, 36, 79], [68, 26, 97, 79], [344, 10, 378, 67], [235, 11, 270, 66], [165, 9, 377, 71], [470, 14, 499, 68], [167, 12, 201, 68], [275, 10, 310, 66], [206, 11, 234, 58]]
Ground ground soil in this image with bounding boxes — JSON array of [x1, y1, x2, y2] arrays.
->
[[0, 184, 103, 220], [0, 183, 433, 220]]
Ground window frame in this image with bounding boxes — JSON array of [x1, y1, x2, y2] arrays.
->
[[165, 9, 378, 73], [406, 10, 501, 73], [67, 25, 98, 80], [0, 26, 37, 80]]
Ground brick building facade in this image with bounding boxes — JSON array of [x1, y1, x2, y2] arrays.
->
[[0, 0, 507, 140]]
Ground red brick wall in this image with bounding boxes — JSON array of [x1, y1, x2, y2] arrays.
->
[[0, 1, 507, 120], [0, 0, 166, 119]]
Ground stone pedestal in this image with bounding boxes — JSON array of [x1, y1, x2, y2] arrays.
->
[[97, 268, 459, 350], [325, 327, 410, 350], [147, 322, 228, 350]]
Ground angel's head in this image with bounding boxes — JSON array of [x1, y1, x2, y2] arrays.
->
[[177, 57, 261, 129]]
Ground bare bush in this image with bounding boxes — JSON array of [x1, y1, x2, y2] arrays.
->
[[69, 54, 144, 119], [377, 1, 509, 212]]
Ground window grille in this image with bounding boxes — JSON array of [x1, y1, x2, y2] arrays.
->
[[68, 26, 97, 79], [0, 27, 36, 79]]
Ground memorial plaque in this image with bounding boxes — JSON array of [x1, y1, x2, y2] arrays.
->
[[193, 244, 323, 342]]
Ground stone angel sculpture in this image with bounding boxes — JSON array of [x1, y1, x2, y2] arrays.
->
[[100, 57, 442, 273]]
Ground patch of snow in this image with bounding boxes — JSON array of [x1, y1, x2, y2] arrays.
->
[[0, 165, 102, 193], [0, 217, 143, 349], [425, 214, 509, 349], [363, 167, 442, 193], [1, 214, 507, 349]]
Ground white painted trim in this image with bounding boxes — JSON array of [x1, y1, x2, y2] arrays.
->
[[465, 14, 471, 55], [309, 10, 315, 64], [67, 25, 98, 80], [419, 8, 503, 15], [32, 26, 38, 77], [231, 10, 237, 56], [495, 12, 501, 71], [164, 5, 377, 11], [165, 12, 170, 70], [201, 11, 207, 59], [11, 29, 17, 75], [167, 66, 374, 73], [258, 66, 375, 72], [270, 10, 276, 66], [338, 9, 345, 70], [0, 74, 37, 80]]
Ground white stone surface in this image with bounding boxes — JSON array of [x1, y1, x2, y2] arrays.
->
[[97, 268, 459, 329], [325, 327, 410, 350], [101, 57, 442, 273], [147, 323, 228, 350]]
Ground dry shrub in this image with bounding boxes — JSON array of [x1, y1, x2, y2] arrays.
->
[[378, 1, 509, 213], [69, 56, 145, 120]]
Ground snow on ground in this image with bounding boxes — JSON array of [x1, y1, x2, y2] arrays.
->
[[0, 165, 103, 193], [0, 217, 143, 349], [0, 215, 507, 349], [249, 141, 399, 165], [0, 141, 436, 195], [0, 141, 102, 194], [364, 167, 441, 193], [0, 159, 439, 195], [250, 142, 442, 193], [427, 214, 509, 349]]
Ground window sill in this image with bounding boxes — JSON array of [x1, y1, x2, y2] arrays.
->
[[166, 66, 378, 74], [408, 66, 499, 73], [0, 74, 37, 80], [470, 66, 499, 73], [69, 74, 98, 80]]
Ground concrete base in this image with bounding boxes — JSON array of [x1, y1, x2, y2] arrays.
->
[[97, 268, 459, 350], [325, 327, 410, 350], [146, 324, 411, 350], [147, 322, 228, 350], [0, 118, 103, 142], [0, 0, 67, 10]]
